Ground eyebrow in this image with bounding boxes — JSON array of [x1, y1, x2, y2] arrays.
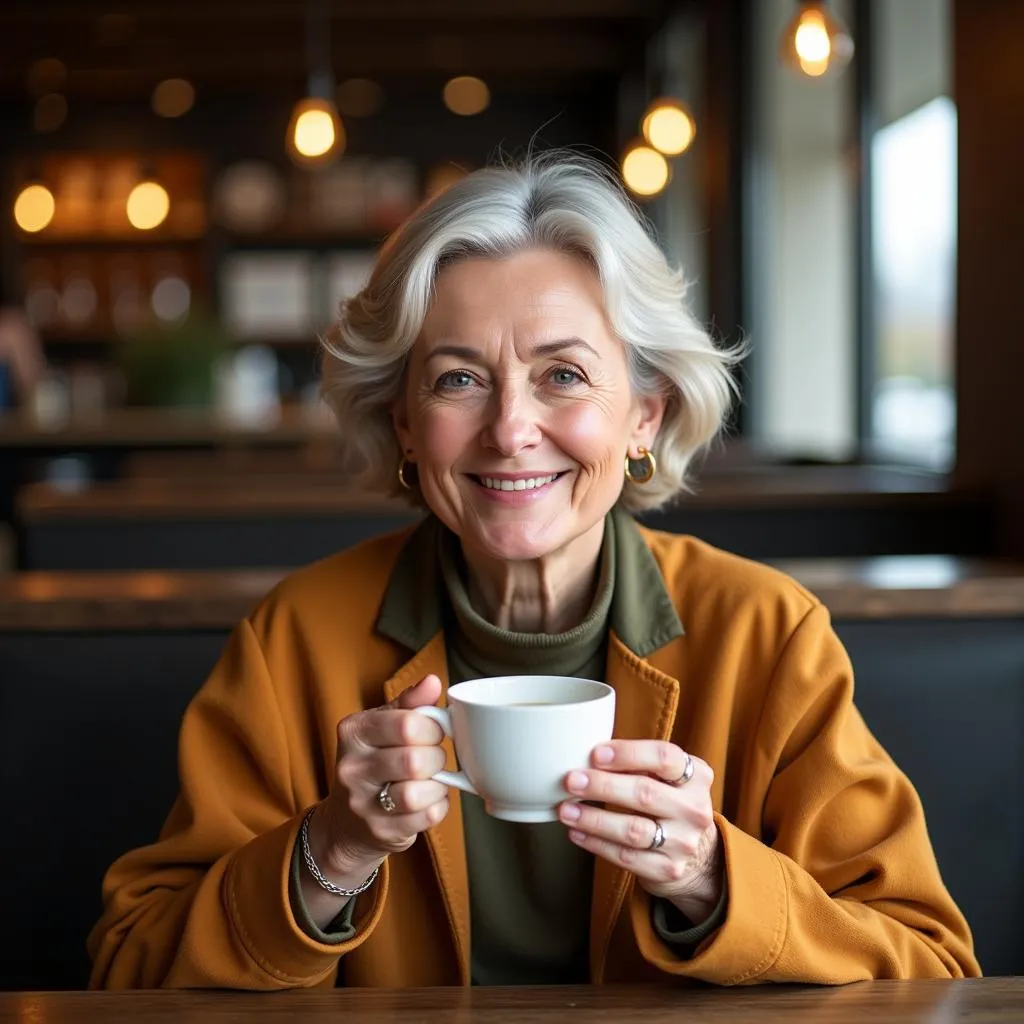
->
[[425, 338, 599, 363]]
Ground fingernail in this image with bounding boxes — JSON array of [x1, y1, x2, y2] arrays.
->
[[593, 745, 614, 765], [568, 829, 586, 843], [567, 771, 588, 793], [560, 802, 581, 821]]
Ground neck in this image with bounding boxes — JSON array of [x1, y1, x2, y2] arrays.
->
[[460, 519, 606, 633]]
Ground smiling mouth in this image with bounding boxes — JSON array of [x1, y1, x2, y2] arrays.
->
[[470, 472, 567, 492]]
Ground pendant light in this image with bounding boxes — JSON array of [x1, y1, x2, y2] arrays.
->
[[13, 175, 56, 234], [287, 0, 344, 168], [780, 1, 854, 79], [127, 165, 170, 231], [621, 141, 670, 198], [641, 97, 696, 156]]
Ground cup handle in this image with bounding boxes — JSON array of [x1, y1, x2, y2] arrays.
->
[[411, 705, 479, 797]]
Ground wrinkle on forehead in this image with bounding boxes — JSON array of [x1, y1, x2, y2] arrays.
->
[[419, 251, 615, 361]]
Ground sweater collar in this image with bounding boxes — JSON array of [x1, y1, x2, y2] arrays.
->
[[376, 506, 683, 658]]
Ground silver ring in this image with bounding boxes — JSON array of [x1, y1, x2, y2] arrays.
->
[[648, 821, 666, 851], [377, 782, 397, 814], [671, 752, 695, 786]]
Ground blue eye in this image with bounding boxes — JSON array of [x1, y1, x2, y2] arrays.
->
[[550, 366, 584, 387], [437, 370, 475, 390]]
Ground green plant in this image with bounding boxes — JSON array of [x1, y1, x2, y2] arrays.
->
[[118, 313, 231, 407]]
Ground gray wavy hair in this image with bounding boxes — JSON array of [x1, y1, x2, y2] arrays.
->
[[320, 152, 743, 512]]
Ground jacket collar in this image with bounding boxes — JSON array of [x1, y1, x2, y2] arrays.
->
[[376, 507, 684, 654], [377, 508, 685, 984]]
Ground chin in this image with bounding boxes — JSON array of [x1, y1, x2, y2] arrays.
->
[[465, 519, 569, 563]]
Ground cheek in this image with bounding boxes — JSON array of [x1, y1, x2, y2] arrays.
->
[[556, 404, 627, 471], [416, 408, 477, 467]]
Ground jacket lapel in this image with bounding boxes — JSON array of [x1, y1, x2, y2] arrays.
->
[[590, 630, 682, 982], [382, 631, 471, 985]]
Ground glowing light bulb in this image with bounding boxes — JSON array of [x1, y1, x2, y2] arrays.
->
[[642, 99, 696, 156], [795, 10, 831, 75], [295, 109, 335, 157], [286, 97, 344, 166], [443, 76, 490, 116], [621, 144, 670, 198], [126, 181, 170, 230], [14, 184, 56, 232], [152, 78, 195, 118], [780, 2, 854, 79]]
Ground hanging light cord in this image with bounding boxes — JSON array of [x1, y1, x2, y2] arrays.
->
[[306, 0, 334, 99]]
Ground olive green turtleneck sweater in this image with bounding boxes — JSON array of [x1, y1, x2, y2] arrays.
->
[[438, 516, 616, 985]]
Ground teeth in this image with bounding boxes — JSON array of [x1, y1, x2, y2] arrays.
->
[[481, 474, 558, 491]]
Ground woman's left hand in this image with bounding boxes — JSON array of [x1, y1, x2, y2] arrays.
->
[[559, 740, 722, 924]]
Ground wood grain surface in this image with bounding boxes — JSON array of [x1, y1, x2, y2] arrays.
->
[[1, 980, 1021, 1024]]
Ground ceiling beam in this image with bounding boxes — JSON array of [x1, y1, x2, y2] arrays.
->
[[0, 0, 671, 23], [0, 0, 671, 24], [0, 30, 646, 94]]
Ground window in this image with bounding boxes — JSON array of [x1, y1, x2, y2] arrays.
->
[[745, 0, 857, 460], [869, 0, 955, 467], [743, 0, 955, 467]]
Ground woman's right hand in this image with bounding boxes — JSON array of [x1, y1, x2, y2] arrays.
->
[[303, 674, 449, 896]]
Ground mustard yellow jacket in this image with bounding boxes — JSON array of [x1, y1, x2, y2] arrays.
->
[[88, 524, 980, 988]]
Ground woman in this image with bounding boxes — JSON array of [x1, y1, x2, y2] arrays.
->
[[89, 155, 979, 989]]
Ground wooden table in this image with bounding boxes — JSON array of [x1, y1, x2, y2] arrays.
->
[[1, 980, 1021, 1023]]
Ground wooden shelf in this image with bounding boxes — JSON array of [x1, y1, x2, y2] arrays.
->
[[38, 332, 320, 348], [216, 228, 388, 249], [16, 234, 205, 249]]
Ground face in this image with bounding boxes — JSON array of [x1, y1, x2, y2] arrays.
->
[[394, 248, 664, 563]]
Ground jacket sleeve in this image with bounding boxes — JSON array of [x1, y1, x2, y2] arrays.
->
[[631, 602, 980, 984], [87, 619, 389, 989]]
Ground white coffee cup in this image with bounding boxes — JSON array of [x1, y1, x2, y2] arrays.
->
[[413, 675, 616, 823]]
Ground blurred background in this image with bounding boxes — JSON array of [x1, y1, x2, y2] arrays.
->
[[1, 0, 1023, 990], [3, 0, 1020, 570]]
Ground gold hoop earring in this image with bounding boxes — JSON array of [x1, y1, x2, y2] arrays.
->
[[624, 447, 657, 485], [397, 457, 417, 490]]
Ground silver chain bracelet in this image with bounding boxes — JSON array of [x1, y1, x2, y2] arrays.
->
[[299, 808, 380, 898]]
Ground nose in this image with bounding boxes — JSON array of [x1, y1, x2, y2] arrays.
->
[[482, 385, 542, 457]]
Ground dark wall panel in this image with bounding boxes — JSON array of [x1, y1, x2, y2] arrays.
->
[[954, 0, 1024, 556], [836, 619, 1024, 978], [0, 632, 226, 990], [21, 498, 994, 571]]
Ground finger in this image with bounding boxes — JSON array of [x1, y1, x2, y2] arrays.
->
[[351, 705, 445, 750], [365, 796, 451, 848], [566, 829, 682, 885], [592, 741, 709, 787], [566, 768, 678, 818], [372, 794, 448, 835], [558, 801, 664, 852], [374, 779, 448, 816], [366, 744, 448, 786], [392, 674, 443, 710]]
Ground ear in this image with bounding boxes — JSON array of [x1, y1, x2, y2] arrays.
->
[[628, 391, 667, 456], [392, 392, 415, 458]]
